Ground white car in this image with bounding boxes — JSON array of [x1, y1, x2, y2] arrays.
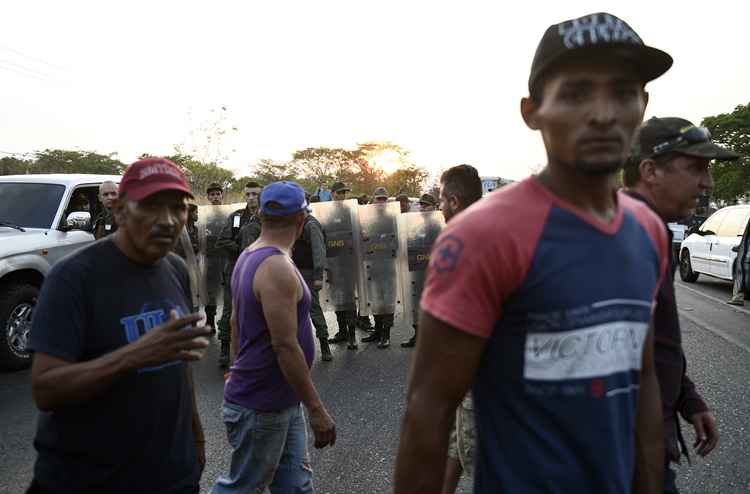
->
[[0, 174, 120, 370], [679, 205, 750, 283]]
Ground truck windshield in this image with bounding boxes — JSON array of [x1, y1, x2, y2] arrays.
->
[[0, 183, 66, 229]]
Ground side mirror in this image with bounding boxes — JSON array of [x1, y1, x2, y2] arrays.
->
[[65, 211, 92, 231], [732, 245, 740, 253]]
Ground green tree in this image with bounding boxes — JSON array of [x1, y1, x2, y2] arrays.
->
[[251, 159, 302, 185], [701, 103, 750, 203], [385, 165, 429, 197], [0, 156, 32, 175], [31, 149, 126, 175]]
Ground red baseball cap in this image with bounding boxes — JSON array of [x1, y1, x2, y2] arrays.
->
[[119, 158, 193, 201]]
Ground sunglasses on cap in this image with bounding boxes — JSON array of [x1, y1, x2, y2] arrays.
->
[[651, 125, 711, 157]]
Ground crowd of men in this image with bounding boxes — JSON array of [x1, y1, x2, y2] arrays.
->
[[22, 10, 750, 494]]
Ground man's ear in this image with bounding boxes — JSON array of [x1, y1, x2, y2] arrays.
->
[[450, 196, 461, 213], [521, 97, 541, 130], [638, 159, 658, 184]]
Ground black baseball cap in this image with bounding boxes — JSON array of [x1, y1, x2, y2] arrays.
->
[[206, 182, 223, 194], [331, 181, 350, 193], [633, 117, 740, 161], [529, 12, 673, 94], [419, 193, 437, 206]]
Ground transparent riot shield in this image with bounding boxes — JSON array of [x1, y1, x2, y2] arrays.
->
[[197, 203, 243, 307], [398, 211, 444, 328], [177, 228, 207, 311], [310, 199, 364, 313], [358, 202, 403, 316]]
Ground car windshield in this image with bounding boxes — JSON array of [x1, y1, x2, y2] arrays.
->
[[0, 183, 66, 229]]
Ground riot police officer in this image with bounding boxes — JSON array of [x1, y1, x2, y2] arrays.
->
[[360, 187, 399, 348], [215, 181, 262, 367], [292, 212, 333, 361]]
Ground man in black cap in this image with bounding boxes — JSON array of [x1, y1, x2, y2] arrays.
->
[[418, 193, 437, 212], [396, 193, 411, 214], [326, 181, 360, 348], [291, 208, 333, 362], [396, 12, 673, 494], [360, 187, 397, 348], [215, 181, 262, 367], [623, 117, 736, 493], [400, 192, 440, 349]]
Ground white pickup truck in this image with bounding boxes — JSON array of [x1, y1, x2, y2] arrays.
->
[[0, 174, 120, 370]]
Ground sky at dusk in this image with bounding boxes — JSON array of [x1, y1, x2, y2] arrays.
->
[[2, 1, 748, 181]]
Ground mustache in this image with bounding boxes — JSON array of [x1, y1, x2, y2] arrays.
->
[[150, 228, 177, 238]]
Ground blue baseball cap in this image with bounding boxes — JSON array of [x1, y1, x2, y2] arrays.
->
[[260, 181, 310, 217]]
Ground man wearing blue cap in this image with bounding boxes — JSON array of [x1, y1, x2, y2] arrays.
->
[[212, 181, 336, 494]]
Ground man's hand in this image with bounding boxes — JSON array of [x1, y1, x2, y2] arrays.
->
[[125, 310, 210, 369], [308, 406, 336, 449], [690, 411, 719, 457]]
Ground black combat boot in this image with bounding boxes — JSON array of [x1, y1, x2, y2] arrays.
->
[[205, 305, 217, 334], [319, 338, 333, 362], [401, 325, 417, 348], [357, 315, 374, 332], [328, 313, 349, 343], [377, 324, 391, 349], [347, 322, 358, 350], [361, 319, 381, 343], [218, 340, 230, 368]]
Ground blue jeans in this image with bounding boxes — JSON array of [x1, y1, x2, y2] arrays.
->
[[211, 402, 314, 494]]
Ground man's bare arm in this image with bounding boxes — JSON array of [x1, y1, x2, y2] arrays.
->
[[633, 325, 664, 494], [257, 256, 323, 411], [32, 312, 207, 411], [394, 312, 485, 494], [256, 255, 335, 447]]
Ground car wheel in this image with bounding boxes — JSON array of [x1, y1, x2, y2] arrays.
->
[[0, 283, 38, 370], [679, 250, 699, 283]]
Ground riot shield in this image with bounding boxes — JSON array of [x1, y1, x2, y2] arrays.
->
[[310, 199, 364, 312], [358, 202, 403, 316], [398, 211, 444, 328], [197, 203, 243, 307], [177, 228, 207, 311]]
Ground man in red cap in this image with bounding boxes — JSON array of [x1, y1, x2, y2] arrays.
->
[[27, 157, 212, 494]]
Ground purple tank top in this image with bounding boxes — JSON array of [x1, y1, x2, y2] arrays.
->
[[225, 246, 315, 411]]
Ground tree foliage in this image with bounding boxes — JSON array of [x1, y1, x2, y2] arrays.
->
[[701, 103, 750, 203], [0, 149, 125, 176]]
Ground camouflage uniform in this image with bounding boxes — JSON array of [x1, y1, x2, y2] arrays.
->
[[447, 393, 476, 477], [292, 215, 331, 361], [215, 207, 259, 365], [92, 208, 117, 240]]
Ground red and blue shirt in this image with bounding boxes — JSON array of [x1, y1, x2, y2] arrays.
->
[[421, 176, 668, 494]]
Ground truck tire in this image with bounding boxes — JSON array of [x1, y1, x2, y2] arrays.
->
[[0, 283, 38, 370], [679, 249, 699, 283]]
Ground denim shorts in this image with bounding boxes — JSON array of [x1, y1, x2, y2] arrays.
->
[[210, 401, 314, 494]]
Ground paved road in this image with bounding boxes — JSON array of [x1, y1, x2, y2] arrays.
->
[[1, 277, 748, 494]]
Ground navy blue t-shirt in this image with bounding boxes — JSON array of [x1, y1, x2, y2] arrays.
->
[[422, 178, 668, 493], [28, 238, 199, 494]]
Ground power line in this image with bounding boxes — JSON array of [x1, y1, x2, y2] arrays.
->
[[0, 44, 65, 71], [0, 61, 50, 82], [0, 58, 51, 79]]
